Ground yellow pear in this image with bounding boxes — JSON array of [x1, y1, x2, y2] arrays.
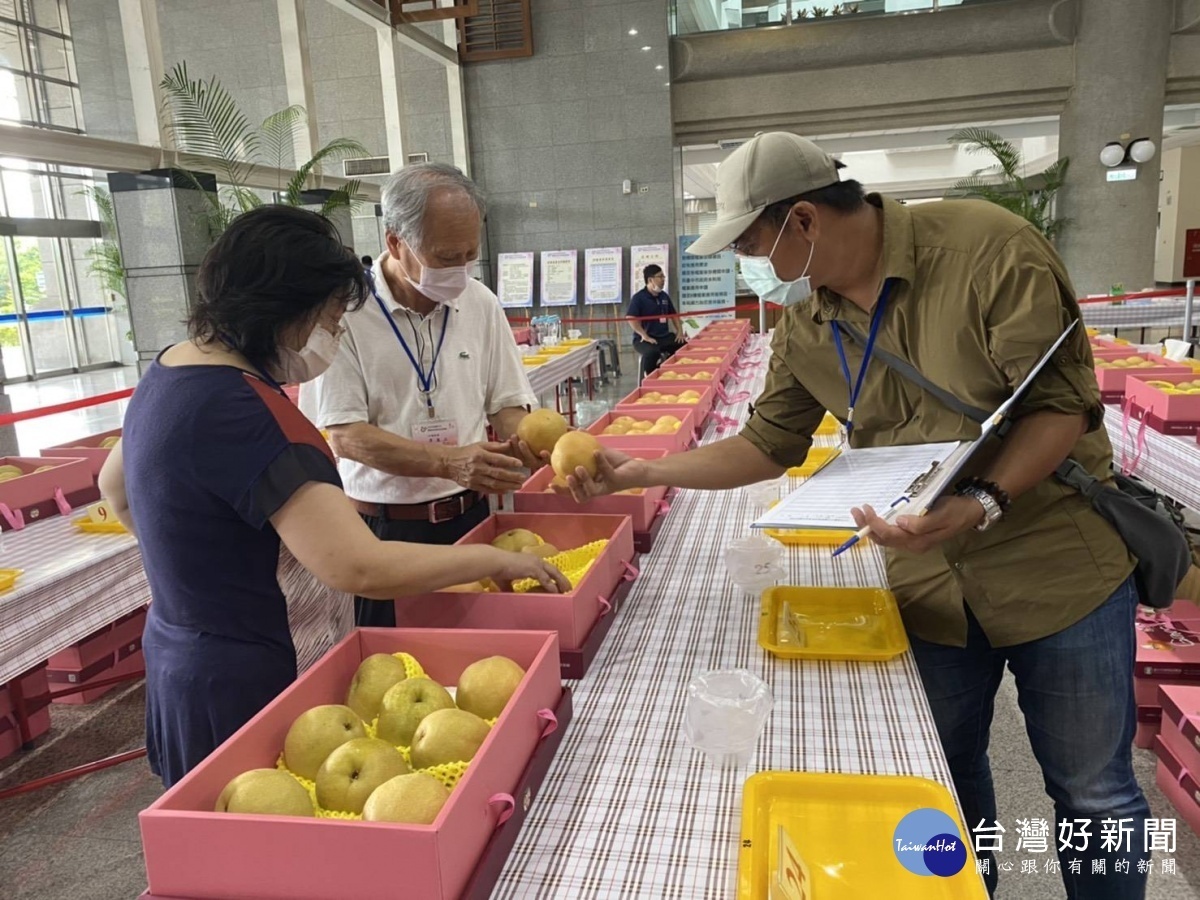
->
[[491, 528, 542, 552], [410, 708, 491, 769], [551, 431, 603, 480], [315, 737, 410, 814], [376, 677, 455, 746], [521, 543, 559, 559], [455, 656, 526, 719], [345, 654, 410, 722], [362, 772, 451, 824], [215, 769, 314, 817], [516, 409, 569, 458], [283, 704, 367, 780], [99, 436, 120, 449]]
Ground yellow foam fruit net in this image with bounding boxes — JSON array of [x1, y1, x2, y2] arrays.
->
[[511, 539, 609, 593], [273, 652, 497, 819]]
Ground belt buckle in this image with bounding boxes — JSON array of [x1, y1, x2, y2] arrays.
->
[[429, 493, 466, 525]]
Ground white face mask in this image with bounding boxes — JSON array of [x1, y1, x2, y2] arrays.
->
[[270, 323, 342, 384], [739, 219, 816, 307], [402, 245, 471, 305]]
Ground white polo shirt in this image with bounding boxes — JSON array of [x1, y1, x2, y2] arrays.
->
[[302, 256, 536, 505]]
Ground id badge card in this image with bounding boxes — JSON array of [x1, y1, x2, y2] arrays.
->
[[412, 418, 459, 446]]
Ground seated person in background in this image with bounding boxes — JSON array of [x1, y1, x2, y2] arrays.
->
[[100, 205, 566, 789], [627, 264, 685, 376]]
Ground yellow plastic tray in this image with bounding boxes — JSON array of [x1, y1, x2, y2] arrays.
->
[[738, 771, 987, 900], [758, 586, 909, 661], [0, 569, 21, 594], [787, 446, 840, 478], [561, 339, 591, 347], [813, 413, 841, 437], [73, 517, 129, 534], [522, 355, 549, 366], [540, 346, 571, 355], [763, 527, 857, 547]]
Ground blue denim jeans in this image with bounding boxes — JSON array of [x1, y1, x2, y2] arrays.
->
[[908, 576, 1149, 900]]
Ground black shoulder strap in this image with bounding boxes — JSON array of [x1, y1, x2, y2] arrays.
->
[[835, 321, 990, 423], [834, 320, 1081, 479]]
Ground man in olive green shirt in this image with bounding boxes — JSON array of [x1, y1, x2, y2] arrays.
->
[[566, 133, 1148, 898]]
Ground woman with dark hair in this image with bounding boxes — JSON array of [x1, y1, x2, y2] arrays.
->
[[99, 206, 567, 788]]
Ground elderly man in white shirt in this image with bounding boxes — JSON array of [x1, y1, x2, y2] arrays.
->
[[304, 163, 542, 627]]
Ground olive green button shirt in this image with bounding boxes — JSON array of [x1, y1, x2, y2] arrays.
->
[[741, 195, 1135, 648]]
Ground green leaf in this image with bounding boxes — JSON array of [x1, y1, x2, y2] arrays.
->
[[160, 61, 257, 192], [284, 137, 369, 205], [260, 105, 307, 189]]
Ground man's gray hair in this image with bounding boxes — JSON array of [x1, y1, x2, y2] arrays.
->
[[381, 162, 486, 250]]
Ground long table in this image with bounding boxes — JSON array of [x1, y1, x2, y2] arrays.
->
[[0, 516, 144, 687], [524, 341, 601, 397], [493, 335, 955, 898]]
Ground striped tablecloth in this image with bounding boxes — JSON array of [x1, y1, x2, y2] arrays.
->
[[1082, 296, 1191, 333], [1103, 405, 1200, 509], [493, 335, 954, 899], [525, 342, 602, 397], [0, 515, 144, 685]]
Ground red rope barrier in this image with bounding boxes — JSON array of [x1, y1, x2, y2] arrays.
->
[[0, 387, 134, 427]]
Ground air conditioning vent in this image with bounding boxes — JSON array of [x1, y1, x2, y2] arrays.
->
[[343, 156, 392, 177], [717, 139, 747, 151]]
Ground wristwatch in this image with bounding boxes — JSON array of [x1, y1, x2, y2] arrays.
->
[[961, 486, 1003, 532]]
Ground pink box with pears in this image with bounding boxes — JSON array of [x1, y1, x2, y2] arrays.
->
[[616, 385, 716, 432], [140, 628, 567, 900], [1092, 351, 1190, 404], [40, 428, 122, 481], [589, 408, 697, 454], [1123, 373, 1200, 435], [0, 455, 96, 531]]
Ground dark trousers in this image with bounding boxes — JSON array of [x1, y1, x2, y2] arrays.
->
[[633, 335, 685, 376], [353, 500, 491, 628], [909, 577, 1148, 899]]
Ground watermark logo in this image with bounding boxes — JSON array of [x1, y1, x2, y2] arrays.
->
[[893, 808, 968, 878]]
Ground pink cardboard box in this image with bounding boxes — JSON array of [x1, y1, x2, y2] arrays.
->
[[0, 663, 52, 757], [616, 385, 716, 432], [1154, 734, 1200, 836], [1136, 706, 1164, 749], [643, 364, 724, 388], [140, 628, 564, 900], [48, 635, 145, 705], [515, 449, 670, 535], [1159, 684, 1200, 780], [589, 408, 697, 454], [0, 455, 97, 531], [1124, 374, 1200, 435], [1134, 609, 1200, 705], [1093, 354, 1191, 403], [393, 513, 636, 654], [48, 606, 147, 670], [40, 428, 122, 480]]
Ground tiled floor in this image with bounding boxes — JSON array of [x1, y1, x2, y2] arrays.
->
[[3, 366, 138, 456], [3, 350, 1200, 899]]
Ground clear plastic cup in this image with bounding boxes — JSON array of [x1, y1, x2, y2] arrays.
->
[[684, 669, 773, 767], [568, 329, 583, 340], [723, 535, 785, 595], [741, 476, 786, 512]]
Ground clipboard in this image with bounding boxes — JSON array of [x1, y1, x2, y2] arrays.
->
[[751, 321, 1078, 533]]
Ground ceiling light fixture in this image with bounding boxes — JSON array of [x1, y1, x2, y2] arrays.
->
[[655, 64, 663, 70], [642, 45, 652, 51], [628, 28, 638, 35], [1100, 136, 1158, 168]]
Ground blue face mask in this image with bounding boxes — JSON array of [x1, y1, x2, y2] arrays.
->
[[739, 219, 816, 307]]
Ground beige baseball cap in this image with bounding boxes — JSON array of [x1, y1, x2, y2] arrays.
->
[[687, 132, 840, 257]]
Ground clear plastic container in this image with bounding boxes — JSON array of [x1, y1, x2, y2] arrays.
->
[[723, 536, 784, 595], [741, 476, 786, 512], [684, 669, 773, 767]]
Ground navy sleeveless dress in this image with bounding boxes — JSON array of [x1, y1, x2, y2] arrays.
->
[[122, 360, 340, 788]]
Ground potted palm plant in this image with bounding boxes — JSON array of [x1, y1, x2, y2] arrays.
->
[[944, 127, 1070, 242]]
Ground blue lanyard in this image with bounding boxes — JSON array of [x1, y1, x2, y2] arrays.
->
[[372, 288, 450, 417], [830, 278, 895, 439]]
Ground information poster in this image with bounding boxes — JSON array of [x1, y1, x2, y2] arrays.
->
[[496, 252, 534, 308], [678, 234, 736, 337], [540, 250, 578, 307], [584, 247, 623, 305], [630, 243, 670, 297]]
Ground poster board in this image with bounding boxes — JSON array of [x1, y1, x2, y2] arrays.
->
[[496, 252, 535, 308], [584, 247, 623, 305], [630, 243, 670, 297], [540, 250, 578, 307], [678, 234, 737, 337]]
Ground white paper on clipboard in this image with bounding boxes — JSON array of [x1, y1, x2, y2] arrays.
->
[[750, 321, 1079, 532]]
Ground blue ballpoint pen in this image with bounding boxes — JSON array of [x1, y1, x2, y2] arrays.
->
[[831, 496, 911, 558]]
